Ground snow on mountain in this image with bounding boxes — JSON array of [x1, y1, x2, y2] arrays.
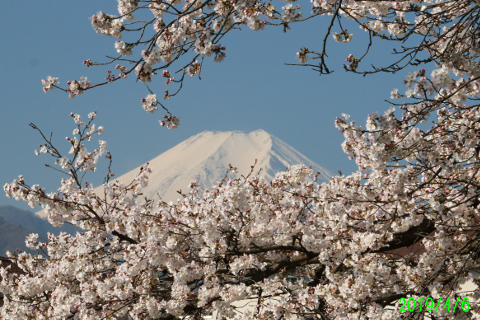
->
[[36, 129, 332, 217], [109, 129, 332, 203]]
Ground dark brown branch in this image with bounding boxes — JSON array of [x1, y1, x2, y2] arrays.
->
[[112, 231, 138, 244], [369, 218, 436, 254]]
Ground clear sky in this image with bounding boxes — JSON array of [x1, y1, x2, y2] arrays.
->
[[1, 1, 413, 211]]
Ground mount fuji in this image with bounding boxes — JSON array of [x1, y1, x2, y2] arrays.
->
[[36, 129, 332, 217], [106, 129, 332, 203]]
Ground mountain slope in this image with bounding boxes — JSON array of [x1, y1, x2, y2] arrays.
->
[[0, 206, 79, 236], [0, 205, 81, 256], [0, 215, 47, 256]]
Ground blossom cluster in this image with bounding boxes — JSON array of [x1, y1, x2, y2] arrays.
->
[[66, 77, 91, 98], [141, 94, 158, 113], [332, 30, 353, 43], [41, 76, 58, 93], [159, 114, 180, 130], [89, 11, 123, 38]]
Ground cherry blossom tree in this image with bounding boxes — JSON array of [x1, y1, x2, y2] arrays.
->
[[3, 0, 480, 319], [2, 98, 480, 319]]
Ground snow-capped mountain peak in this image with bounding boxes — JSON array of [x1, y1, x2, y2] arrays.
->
[[113, 129, 332, 203]]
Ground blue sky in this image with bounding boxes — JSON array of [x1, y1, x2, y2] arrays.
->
[[1, 1, 412, 211]]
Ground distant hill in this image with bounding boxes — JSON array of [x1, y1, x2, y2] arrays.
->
[[0, 205, 80, 256], [0, 215, 47, 255], [0, 205, 79, 236]]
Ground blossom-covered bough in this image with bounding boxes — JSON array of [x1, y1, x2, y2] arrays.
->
[[42, 0, 480, 128], [5, 0, 480, 319]]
